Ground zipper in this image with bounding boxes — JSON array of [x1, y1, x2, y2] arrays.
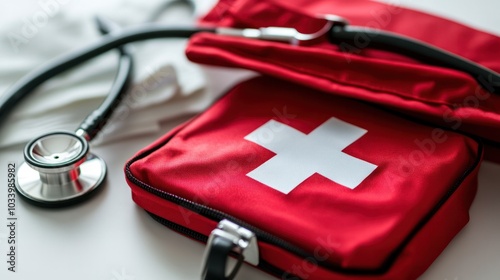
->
[[149, 211, 208, 243], [125, 150, 317, 265], [125, 133, 484, 276]]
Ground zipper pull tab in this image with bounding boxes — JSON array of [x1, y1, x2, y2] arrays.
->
[[201, 219, 259, 280]]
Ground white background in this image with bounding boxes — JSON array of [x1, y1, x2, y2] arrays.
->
[[1, 0, 500, 279]]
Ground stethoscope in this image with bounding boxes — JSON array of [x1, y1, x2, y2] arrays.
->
[[1, 11, 499, 207], [12, 16, 134, 207]]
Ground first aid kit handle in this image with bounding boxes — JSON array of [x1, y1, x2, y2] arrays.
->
[[202, 235, 244, 280], [329, 24, 500, 94]]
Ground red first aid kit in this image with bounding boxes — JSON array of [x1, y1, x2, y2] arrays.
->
[[125, 0, 497, 279], [126, 77, 482, 279]]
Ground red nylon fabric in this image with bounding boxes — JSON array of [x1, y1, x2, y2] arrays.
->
[[126, 77, 481, 278], [128, 164, 478, 280], [200, 0, 500, 70], [186, 0, 500, 160]]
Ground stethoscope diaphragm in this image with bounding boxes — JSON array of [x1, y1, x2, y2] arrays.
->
[[16, 131, 106, 207]]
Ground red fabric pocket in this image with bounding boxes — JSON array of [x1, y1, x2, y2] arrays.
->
[[126, 76, 482, 279]]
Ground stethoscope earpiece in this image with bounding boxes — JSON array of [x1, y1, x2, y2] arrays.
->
[[16, 131, 107, 207]]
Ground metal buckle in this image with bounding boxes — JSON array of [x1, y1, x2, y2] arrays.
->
[[201, 219, 259, 280], [216, 14, 348, 45]]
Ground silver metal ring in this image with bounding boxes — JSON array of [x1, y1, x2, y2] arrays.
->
[[16, 131, 107, 207]]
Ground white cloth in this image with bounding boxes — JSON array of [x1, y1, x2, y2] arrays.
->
[[0, 0, 216, 148]]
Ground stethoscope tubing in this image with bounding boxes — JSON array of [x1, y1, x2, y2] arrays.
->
[[0, 26, 215, 130], [77, 17, 135, 141], [329, 25, 500, 94], [13, 17, 134, 207], [2, 23, 500, 133]]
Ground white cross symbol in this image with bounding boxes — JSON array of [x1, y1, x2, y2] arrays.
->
[[244, 117, 377, 194]]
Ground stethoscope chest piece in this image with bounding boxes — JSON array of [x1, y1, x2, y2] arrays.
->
[[16, 131, 106, 207]]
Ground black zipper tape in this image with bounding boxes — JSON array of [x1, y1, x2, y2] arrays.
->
[[149, 211, 208, 243]]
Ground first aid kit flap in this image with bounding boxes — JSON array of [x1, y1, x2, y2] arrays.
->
[[186, 0, 500, 160]]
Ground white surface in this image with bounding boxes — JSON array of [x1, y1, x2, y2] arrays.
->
[[0, 0, 499, 280], [0, 0, 209, 148]]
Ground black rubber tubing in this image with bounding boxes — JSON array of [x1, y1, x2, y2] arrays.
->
[[329, 25, 500, 94], [77, 16, 134, 140], [2, 22, 498, 139]]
